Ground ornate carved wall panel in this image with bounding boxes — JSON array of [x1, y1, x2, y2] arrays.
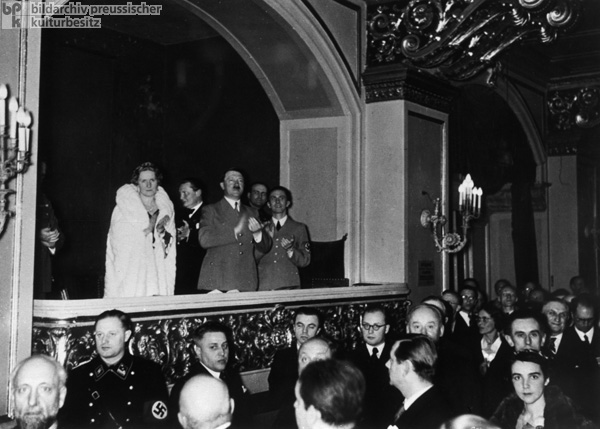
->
[[33, 285, 410, 384]]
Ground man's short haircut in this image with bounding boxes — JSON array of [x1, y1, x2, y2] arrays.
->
[[569, 275, 584, 286], [406, 303, 444, 325], [221, 168, 244, 182], [250, 181, 268, 191], [504, 309, 548, 336], [494, 279, 512, 294], [392, 334, 438, 383], [421, 296, 451, 319], [459, 283, 478, 295], [499, 283, 517, 294], [571, 292, 597, 311], [10, 354, 67, 392], [442, 290, 462, 306], [511, 350, 551, 379], [192, 321, 231, 344], [294, 307, 322, 328], [268, 185, 292, 204], [94, 309, 133, 332], [298, 359, 365, 427], [462, 277, 480, 290], [362, 305, 388, 324], [180, 177, 204, 193]]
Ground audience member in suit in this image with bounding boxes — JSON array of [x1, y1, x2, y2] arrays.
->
[[197, 168, 272, 291], [294, 359, 365, 429], [273, 336, 333, 429], [170, 322, 249, 428], [492, 278, 513, 310], [481, 309, 547, 418], [552, 294, 600, 423], [269, 307, 322, 411], [257, 186, 311, 291], [406, 303, 481, 416], [491, 351, 595, 429], [498, 283, 519, 327], [386, 335, 454, 429], [178, 375, 235, 429], [347, 305, 402, 429], [246, 182, 271, 223], [175, 178, 206, 295]]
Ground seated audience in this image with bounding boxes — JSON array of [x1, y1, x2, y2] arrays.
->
[[406, 303, 481, 416], [274, 336, 334, 429], [553, 294, 600, 423], [491, 351, 595, 429], [269, 307, 322, 410], [257, 186, 311, 291], [294, 359, 365, 429], [1, 355, 67, 429], [482, 309, 547, 417], [347, 305, 402, 429], [477, 302, 505, 376], [60, 309, 171, 428], [170, 322, 248, 427], [178, 375, 234, 429], [386, 335, 454, 429]]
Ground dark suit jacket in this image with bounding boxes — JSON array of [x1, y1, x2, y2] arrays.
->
[[347, 341, 403, 429], [175, 206, 205, 294], [198, 199, 271, 291], [169, 362, 249, 428], [257, 217, 311, 291], [482, 339, 514, 417], [551, 327, 600, 422], [34, 193, 65, 298], [393, 386, 454, 429], [451, 313, 483, 365], [268, 346, 298, 409]]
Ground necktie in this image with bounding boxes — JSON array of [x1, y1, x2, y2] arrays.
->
[[394, 404, 406, 421], [371, 347, 379, 361], [584, 334, 590, 345], [276, 221, 281, 231], [234, 202, 239, 212], [549, 337, 557, 354]]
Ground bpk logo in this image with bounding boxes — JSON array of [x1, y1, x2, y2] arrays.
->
[[1, 1, 28, 29]]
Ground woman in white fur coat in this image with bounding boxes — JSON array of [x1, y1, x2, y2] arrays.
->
[[104, 162, 176, 297]]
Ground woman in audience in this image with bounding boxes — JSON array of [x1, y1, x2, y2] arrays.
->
[[105, 162, 176, 297], [477, 302, 504, 376], [491, 351, 595, 429]]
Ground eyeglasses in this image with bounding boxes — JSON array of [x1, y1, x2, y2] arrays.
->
[[361, 323, 386, 332], [461, 295, 475, 301], [545, 311, 568, 320]]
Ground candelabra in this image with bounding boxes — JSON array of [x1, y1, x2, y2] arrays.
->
[[0, 84, 33, 236], [420, 174, 482, 253]]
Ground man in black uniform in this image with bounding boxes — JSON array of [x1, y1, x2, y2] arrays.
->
[[60, 309, 170, 428]]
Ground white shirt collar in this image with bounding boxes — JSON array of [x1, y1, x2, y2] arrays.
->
[[575, 327, 594, 342], [224, 196, 240, 210], [273, 215, 288, 226], [404, 385, 433, 410], [366, 342, 385, 356], [189, 202, 202, 216], [200, 362, 221, 379]]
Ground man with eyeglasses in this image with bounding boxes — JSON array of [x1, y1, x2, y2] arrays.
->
[[60, 309, 170, 428], [347, 305, 401, 428], [556, 294, 600, 423]]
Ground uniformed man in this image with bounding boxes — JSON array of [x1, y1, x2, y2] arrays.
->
[[256, 186, 311, 291], [59, 309, 170, 428]]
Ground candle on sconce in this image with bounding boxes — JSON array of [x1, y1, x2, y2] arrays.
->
[[22, 110, 32, 152], [0, 84, 7, 129], [8, 97, 18, 139], [17, 108, 27, 152]]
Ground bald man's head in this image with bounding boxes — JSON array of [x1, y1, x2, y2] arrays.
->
[[298, 337, 332, 373], [178, 375, 234, 429]]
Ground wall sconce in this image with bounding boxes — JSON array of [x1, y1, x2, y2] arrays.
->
[[421, 174, 482, 253], [0, 84, 33, 236]]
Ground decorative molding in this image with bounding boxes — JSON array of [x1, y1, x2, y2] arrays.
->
[[363, 66, 457, 111], [33, 285, 410, 384], [547, 87, 600, 131], [366, 0, 581, 82]]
